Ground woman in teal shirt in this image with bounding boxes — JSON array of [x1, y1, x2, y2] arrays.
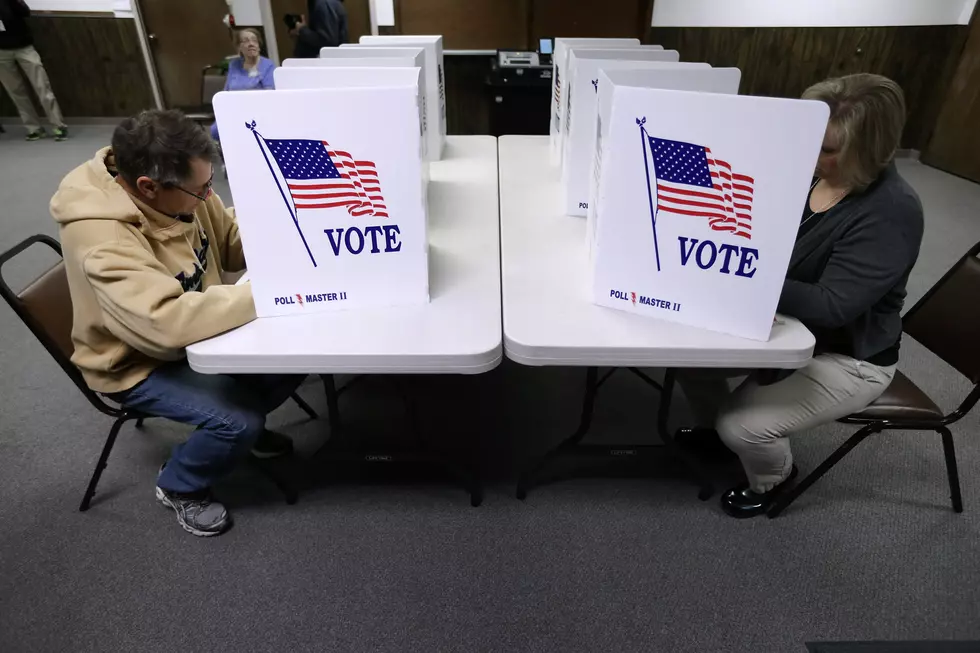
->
[[211, 28, 276, 140]]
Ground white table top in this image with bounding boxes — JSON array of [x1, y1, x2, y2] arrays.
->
[[498, 136, 815, 369], [187, 136, 502, 375]]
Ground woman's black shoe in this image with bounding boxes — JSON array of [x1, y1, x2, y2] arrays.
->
[[720, 465, 799, 518]]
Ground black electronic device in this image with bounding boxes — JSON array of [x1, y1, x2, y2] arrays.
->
[[485, 49, 553, 136]]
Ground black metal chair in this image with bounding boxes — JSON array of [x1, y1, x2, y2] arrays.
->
[[0, 234, 318, 511], [183, 63, 227, 125], [768, 241, 980, 517]]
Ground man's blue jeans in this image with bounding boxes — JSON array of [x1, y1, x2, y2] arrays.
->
[[108, 362, 305, 494]]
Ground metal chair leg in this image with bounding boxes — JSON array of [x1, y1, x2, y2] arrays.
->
[[290, 392, 318, 420], [79, 415, 132, 512], [939, 427, 963, 513], [768, 425, 878, 518], [135, 418, 145, 429]]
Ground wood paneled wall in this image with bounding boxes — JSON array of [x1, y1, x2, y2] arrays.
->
[[647, 25, 970, 150], [387, 0, 653, 49], [530, 0, 648, 43], [923, 10, 980, 180], [396, 0, 527, 49], [383, 1, 971, 148], [0, 15, 155, 118]]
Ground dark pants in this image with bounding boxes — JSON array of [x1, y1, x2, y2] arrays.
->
[[109, 362, 304, 493]]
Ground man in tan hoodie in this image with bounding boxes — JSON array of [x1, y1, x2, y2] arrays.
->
[[51, 109, 303, 537]]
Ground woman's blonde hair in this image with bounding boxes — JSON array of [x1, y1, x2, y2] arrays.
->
[[802, 73, 906, 189]]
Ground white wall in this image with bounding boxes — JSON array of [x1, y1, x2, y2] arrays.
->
[[230, 0, 262, 26], [652, 0, 977, 27], [374, 0, 395, 26], [28, 0, 120, 13]]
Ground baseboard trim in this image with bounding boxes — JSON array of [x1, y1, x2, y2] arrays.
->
[[0, 117, 123, 126]]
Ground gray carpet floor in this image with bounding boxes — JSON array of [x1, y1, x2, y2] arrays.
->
[[1, 125, 979, 653]]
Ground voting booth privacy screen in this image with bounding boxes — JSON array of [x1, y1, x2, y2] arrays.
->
[[560, 48, 678, 169], [315, 46, 440, 161], [356, 35, 446, 159], [213, 87, 428, 317], [549, 38, 643, 164], [589, 66, 743, 252], [273, 66, 429, 163], [559, 52, 686, 217], [591, 87, 829, 340]]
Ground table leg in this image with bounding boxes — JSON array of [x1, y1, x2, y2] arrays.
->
[[320, 373, 342, 434], [311, 373, 483, 506], [653, 369, 715, 501], [394, 376, 484, 507], [516, 366, 599, 499], [515, 366, 714, 502]]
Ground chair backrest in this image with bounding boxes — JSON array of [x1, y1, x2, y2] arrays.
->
[[19, 260, 75, 361], [903, 241, 980, 385], [0, 235, 121, 417], [202, 73, 226, 106]]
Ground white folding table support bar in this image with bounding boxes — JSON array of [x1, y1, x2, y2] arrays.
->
[[497, 136, 816, 499]]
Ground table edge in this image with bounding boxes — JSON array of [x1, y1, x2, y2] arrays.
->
[[187, 345, 504, 376]]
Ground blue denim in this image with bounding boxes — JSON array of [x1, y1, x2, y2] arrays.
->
[[109, 362, 304, 494]]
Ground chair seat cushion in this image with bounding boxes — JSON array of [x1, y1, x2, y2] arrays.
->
[[848, 370, 944, 422]]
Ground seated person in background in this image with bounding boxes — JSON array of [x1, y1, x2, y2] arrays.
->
[[289, 0, 348, 58], [51, 110, 303, 537], [679, 73, 923, 518], [210, 28, 276, 141]]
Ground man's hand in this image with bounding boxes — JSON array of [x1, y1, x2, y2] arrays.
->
[[289, 15, 306, 37]]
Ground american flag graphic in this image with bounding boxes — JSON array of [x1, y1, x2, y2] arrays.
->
[[264, 138, 388, 219], [552, 69, 562, 132], [647, 135, 755, 239]]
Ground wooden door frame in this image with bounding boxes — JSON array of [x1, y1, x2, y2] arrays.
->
[[922, 1, 980, 175], [132, 0, 165, 110]]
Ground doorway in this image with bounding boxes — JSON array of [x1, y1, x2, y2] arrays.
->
[[137, 0, 237, 109]]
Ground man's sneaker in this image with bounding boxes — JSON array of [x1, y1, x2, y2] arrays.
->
[[250, 430, 294, 459], [53, 126, 68, 142], [25, 129, 46, 141], [155, 485, 231, 537]]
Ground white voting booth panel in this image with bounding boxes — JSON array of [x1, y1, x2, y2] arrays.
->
[[213, 87, 428, 317], [356, 36, 446, 159], [561, 49, 678, 167], [272, 66, 429, 163], [591, 87, 829, 341], [549, 38, 644, 164], [320, 44, 445, 160], [315, 46, 441, 160], [559, 54, 689, 218], [589, 66, 743, 253], [283, 57, 419, 68]]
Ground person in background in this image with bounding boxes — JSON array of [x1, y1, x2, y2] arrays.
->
[[678, 73, 923, 518], [210, 28, 276, 141], [51, 110, 303, 537], [290, 0, 348, 58], [0, 0, 68, 141]]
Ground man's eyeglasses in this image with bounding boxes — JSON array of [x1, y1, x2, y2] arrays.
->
[[168, 170, 214, 201]]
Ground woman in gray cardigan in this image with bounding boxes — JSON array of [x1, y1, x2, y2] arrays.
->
[[679, 73, 923, 518]]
